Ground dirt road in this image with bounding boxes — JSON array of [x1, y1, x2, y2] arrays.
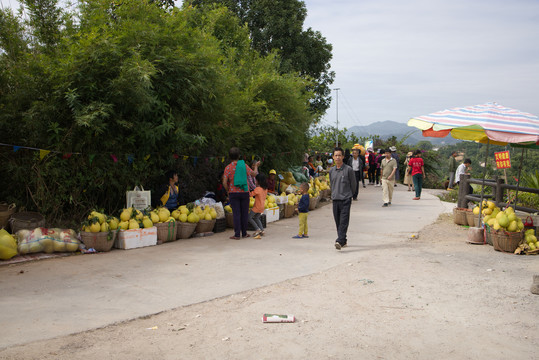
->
[[1, 209, 538, 359]]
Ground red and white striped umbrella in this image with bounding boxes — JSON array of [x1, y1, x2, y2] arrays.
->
[[408, 102, 539, 147]]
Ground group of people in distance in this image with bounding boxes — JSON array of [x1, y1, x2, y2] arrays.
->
[[153, 145, 474, 252]]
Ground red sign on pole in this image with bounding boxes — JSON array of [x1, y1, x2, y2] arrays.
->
[[494, 151, 511, 169]]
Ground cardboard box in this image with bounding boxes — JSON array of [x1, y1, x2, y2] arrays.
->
[[264, 207, 279, 223], [115, 227, 157, 249]]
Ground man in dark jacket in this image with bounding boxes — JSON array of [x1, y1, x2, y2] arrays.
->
[[330, 147, 357, 250]]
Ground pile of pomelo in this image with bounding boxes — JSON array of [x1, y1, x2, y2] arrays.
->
[[476, 201, 524, 232]]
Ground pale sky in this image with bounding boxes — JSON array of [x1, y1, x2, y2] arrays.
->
[[303, 0, 539, 128], [3, 0, 539, 129]]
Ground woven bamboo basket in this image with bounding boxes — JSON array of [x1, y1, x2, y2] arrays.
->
[[196, 219, 216, 233], [466, 211, 478, 227], [284, 204, 295, 218], [308, 196, 319, 211], [0, 203, 16, 229], [80, 230, 117, 252], [177, 221, 197, 239], [484, 224, 493, 246], [491, 229, 523, 253], [225, 212, 234, 228], [155, 221, 177, 244], [453, 208, 469, 226], [9, 212, 46, 234]]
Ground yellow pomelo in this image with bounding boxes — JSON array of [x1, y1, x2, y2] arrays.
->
[[487, 218, 496, 227], [142, 217, 153, 228], [158, 208, 170, 222], [179, 213, 188, 222], [108, 219, 119, 230], [120, 209, 132, 222], [128, 219, 139, 230], [204, 213, 212, 221], [179, 206, 189, 215], [89, 222, 101, 233], [497, 214, 509, 228], [119, 221, 129, 230], [493, 222, 501, 231], [187, 213, 199, 223], [507, 213, 517, 222], [487, 201, 495, 209], [150, 212, 160, 224], [171, 210, 181, 220], [224, 205, 232, 213], [507, 220, 518, 232], [288, 200, 294, 206], [100, 222, 109, 232], [505, 206, 514, 214], [210, 209, 217, 219], [472, 206, 480, 215]]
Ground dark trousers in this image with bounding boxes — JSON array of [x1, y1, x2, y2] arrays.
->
[[368, 166, 376, 183], [412, 174, 423, 198], [332, 198, 352, 245], [375, 168, 381, 184], [229, 192, 249, 237], [353, 170, 361, 199]]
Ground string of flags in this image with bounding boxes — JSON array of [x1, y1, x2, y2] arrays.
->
[[0, 142, 295, 166]]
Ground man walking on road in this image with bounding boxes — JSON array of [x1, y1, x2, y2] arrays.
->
[[381, 149, 397, 207], [329, 147, 357, 250]]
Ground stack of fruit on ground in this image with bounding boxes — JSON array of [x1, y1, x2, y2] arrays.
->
[[312, 175, 330, 199], [476, 203, 526, 252], [143, 207, 175, 243], [172, 203, 216, 236], [478, 203, 524, 233], [283, 193, 298, 218], [308, 181, 321, 210], [80, 210, 122, 251], [515, 229, 539, 254]]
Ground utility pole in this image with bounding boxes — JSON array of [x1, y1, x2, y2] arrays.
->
[[334, 88, 340, 147]]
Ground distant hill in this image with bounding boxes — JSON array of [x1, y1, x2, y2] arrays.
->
[[347, 120, 460, 146]]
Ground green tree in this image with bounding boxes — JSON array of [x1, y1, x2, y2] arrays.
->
[[186, 0, 335, 116], [308, 125, 359, 152], [0, 0, 316, 225]]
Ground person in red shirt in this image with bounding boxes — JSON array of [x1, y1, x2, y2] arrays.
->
[[408, 149, 426, 200], [223, 147, 260, 239]]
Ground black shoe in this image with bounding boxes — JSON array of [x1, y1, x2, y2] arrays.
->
[[342, 244, 348, 248], [388, 202, 391, 205], [394, 184, 397, 187], [382, 203, 388, 207], [353, 198, 358, 201], [363, 185, 366, 188]]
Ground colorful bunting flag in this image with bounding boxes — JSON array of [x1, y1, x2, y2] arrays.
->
[[39, 150, 50, 160]]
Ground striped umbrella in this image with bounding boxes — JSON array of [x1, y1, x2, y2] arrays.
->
[[408, 102, 539, 147]]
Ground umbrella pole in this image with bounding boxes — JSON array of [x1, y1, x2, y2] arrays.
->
[[513, 148, 525, 209], [478, 139, 490, 225]]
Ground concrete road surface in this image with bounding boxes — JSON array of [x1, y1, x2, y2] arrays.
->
[[0, 185, 451, 349]]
